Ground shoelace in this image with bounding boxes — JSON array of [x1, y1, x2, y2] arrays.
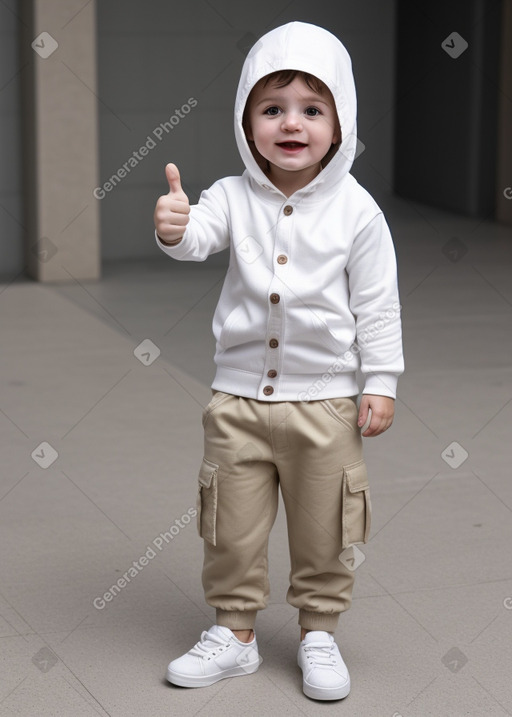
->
[[303, 640, 337, 668], [189, 630, 230, 659]]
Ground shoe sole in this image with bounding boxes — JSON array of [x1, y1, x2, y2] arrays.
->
[[167, 660, 260, 688]]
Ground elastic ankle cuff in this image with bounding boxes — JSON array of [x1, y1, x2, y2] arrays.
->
[[299, 610, 340, 632], [216, 609, 257, 630]]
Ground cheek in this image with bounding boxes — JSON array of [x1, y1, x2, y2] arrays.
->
[[321, 124, 339, 147], [252, 121, 272, 146]]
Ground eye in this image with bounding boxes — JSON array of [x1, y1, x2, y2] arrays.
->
[[305, 107, 321, 117], [263, 106, 281, 116]]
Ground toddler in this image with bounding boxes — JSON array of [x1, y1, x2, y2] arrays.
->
[[153, 21, 404, 701]]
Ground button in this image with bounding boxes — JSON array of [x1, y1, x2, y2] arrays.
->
[[283, 205, 293, 216], [269, 338, 279, 348], [263, 386, 274, 396], [267, 369, 277, 378], [270, 293, 280, 304], [277, 254, 288, 264], [262, 184, 271, 190]]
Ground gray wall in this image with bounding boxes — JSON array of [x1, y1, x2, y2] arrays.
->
[[0, 0, 24, 278], [96, 0, 397, 261], [0, 0, 397, 275]]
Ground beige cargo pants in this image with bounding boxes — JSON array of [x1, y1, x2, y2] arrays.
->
[[196, 391, 371, 632]]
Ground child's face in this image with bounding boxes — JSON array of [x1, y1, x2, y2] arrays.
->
[[245, 75, 340, 185]]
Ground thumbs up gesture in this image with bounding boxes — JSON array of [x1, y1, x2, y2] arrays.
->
[[154, 163, 190, 244]]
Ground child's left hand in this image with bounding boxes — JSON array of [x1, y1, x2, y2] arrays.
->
[[358, 394, 395, 437]]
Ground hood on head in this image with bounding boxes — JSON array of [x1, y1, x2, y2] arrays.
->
[[234, 21, 358, 195]]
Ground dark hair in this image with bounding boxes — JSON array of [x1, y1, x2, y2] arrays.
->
[[260, 70, 327, 95]]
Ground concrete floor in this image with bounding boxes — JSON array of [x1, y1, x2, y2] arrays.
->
[[1, 194, 512, 716]]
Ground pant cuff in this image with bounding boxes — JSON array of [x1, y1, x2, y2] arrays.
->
[[216, 609, 257, 630], [299, 609, 340, 632]]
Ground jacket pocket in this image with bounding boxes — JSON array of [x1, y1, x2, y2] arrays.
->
[[196, 457, 219, 545], [341, 459, 371, 549], [311, 312, 349, 357], [218, 305, 243, 350]]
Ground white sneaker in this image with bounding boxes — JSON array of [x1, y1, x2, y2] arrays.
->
[[166, 625, 260, 688], [297, 631, 350, 700]]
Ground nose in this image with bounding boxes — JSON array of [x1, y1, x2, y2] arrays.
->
[[281, 111, 302, 132]]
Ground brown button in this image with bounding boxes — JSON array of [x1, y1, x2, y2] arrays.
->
[[270, 293, 280, 304], [283, 205, 293, 216], [267, 369, 277, 378], [263, 386, 274, 396], [269, 338, 279, 348], [277, 254, 288, 264]]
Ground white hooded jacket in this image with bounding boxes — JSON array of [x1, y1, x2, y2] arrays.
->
[[156, 21, 404, 401]]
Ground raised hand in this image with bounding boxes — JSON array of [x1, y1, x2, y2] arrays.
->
[[154, 163, 190, 244]]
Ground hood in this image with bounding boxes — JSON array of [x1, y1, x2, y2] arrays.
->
[[234, 21, 358, 197]]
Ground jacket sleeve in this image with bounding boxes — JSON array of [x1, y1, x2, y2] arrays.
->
[[346, 212, 404, 398], [155, 181, 230, 261]]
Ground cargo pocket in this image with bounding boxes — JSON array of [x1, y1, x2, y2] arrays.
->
[[196, 457, 219, 546], [341, 459, 371, 549]]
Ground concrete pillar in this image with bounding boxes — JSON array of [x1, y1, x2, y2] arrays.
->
[[393, 0, 501, 219], [20, 0, 100, 281], [496, 0, 512, 225]]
